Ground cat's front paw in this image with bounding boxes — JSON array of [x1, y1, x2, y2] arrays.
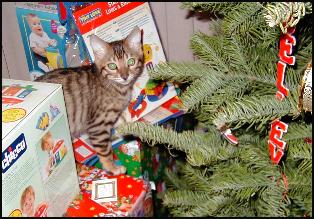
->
[[98, 155, 127, 175]]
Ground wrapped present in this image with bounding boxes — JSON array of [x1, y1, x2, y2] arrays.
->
[[72, 137, 154, 179], [113, 140, 142, 178], [113, 139, 178, 185], [111, 96, 183, 178], [65, 164, 153, 217]]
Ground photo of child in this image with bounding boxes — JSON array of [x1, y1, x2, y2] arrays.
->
[[16, 4, 68, 80], [20, 185, 35, 217], [40, 130, 68, 179], [20, 185, 48, 217], [26, 13, 57, 72], [41, 131, 56, 177]]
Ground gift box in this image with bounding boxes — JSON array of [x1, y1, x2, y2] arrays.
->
[[113, 140, 152, 179], [111, 95, 183, 179], [112, 139, 178, 185], [65, 164, 153, 217], [2, 79, 79, 217], [72, 133, 173, 181]]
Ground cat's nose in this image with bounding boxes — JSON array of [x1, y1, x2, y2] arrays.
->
[[121, 74, 128, 81]]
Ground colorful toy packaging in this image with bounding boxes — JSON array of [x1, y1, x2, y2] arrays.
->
[[56, 2, 93, 68], [72, 137, 99, 166], [2, 79, 80, 217], [139, 95, 184, 125], [65, 164, 153, 217], [15, 2, 67, 80]]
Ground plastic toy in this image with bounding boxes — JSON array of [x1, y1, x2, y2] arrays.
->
[[52, 139, 68, 166], [56, 2, 92, 68], [128, 80, 169, 118], [46, 46, 64, 69]]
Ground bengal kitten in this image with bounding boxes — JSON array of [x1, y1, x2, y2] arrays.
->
[[35, 26, 144, 175]]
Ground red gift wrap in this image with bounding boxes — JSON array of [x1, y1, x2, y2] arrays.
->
[[65, 164, 153, 217]]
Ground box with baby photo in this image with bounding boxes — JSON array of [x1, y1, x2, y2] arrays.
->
[[15, 2, 67, 80], [2, 79, 79, 217]]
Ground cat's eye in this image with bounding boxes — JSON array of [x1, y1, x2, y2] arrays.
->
[[127, 58, 135, 66], [108, 63, 117, 70]]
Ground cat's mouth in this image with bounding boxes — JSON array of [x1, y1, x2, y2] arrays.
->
[[108, 75, 134, 85]]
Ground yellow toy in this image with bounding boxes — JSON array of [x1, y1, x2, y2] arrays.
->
[[9, 209, 23, 217], [143, 44, 154, 70], [36, 112, 50, 131], [46, 47, 64, 69]]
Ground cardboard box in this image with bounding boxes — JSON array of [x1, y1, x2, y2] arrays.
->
[[2, 79, 80, 217], [65, 164, 153, 217]]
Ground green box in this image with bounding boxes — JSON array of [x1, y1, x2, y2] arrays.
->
[[113, 139, 177, 183]]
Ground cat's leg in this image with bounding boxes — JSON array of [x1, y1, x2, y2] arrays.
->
[[114, 112, 128, 128], [87, 126, 126, 175]]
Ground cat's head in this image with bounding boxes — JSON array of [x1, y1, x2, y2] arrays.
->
[[89, 26, 144, 86]]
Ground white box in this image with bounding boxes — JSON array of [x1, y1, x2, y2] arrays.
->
[[2, 79, 80, 217]]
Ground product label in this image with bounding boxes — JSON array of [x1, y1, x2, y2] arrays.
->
[[73, 2, 144, 34], [2, 133, 28, 173], [79, 8, 102, 25]]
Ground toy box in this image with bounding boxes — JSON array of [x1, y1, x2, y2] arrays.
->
[[139, 95, 184, 125], [72, 137, 99, 167], [65, 164, 153, 217], [2, 79, 80, 217], [15, 2, 67, 80]]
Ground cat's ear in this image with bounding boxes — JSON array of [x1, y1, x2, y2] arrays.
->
[[125, 26, 142, 50], [89, 34, 109, 59]]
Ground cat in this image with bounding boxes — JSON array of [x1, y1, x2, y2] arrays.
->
[[35, 26, 144, 175]]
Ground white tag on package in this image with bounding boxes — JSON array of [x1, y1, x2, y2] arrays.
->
[[91, 178, 118, 203]]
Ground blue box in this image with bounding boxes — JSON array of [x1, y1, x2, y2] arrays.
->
[[15, 2, 66, 80]]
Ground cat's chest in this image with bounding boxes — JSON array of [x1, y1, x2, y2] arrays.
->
[[103, 88, 132, 106]]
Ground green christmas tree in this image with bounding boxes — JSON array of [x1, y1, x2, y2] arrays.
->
[[118, 2, 312, 216]]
